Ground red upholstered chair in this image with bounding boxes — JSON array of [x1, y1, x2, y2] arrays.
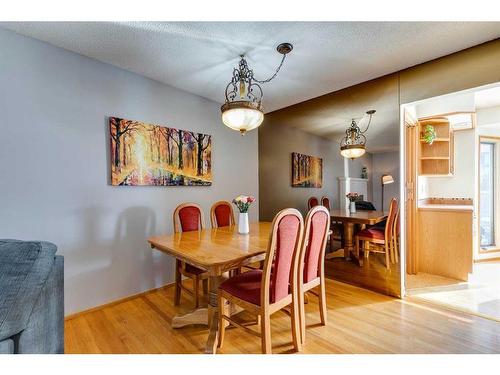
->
[[217, 208, 304, 354], [355, 198, 398, 270], [210, 201, 235, 228], [320, 196, 330, 211], [173, 203, 209, 308], [308, 197, 319, 210], [298, 205, 330, 344], [320, 196, 343, 250]]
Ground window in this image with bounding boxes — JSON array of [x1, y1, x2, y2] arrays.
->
[[480, 141, 495, 248]]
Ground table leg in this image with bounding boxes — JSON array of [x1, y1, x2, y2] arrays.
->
[[205, 274, 224, 354], [343, 222, 354, 261]]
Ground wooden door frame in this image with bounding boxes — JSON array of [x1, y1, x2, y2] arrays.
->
[[400, 105, 419, 297]]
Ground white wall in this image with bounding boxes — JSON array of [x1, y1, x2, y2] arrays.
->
[[420, 129, 476, 199], [346, 152, 373, 201], [0, 28, 259, 315], [372, 151, 400, 211]]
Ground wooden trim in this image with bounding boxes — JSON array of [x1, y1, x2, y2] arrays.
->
[[478, 136, 500, 255], [405, 109, 419, 275], [65, 283, 174, 321], [474, 256, 500, 263], [479, 247, 500, 254]]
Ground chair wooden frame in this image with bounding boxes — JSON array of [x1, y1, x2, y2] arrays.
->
[[392, 208, 400, 264], [217, 208, 304, 354], [320, 196, 331, 211], [210, 200, 236, 228], [308, 197, 319, 210], [298, 205, 330, 344], [355, 198, 398, 270], [173, 203, 209, 308]]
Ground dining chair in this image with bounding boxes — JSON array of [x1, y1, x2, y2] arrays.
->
[[173, 203, 209, 308], [392, 208, 400, 264], [320, 196, 343, 250], [217, 208, 304, 354], [298, 205, 330, 344], [320, 196, 330, 211], [210, 200, 235, 228], [308, 197, 319, 210], [354, 198, 398, 270]]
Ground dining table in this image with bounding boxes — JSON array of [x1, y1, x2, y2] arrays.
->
[[329, 209, 388, 266], [148, 222, 271, 354]]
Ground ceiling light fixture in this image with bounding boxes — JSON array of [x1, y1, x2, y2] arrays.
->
[[221, 43, 293, 135], [340, 110, 376, 159]]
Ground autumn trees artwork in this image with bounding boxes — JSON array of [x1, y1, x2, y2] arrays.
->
[[109, 117, 212, 186], [291, 152, 322, 188]]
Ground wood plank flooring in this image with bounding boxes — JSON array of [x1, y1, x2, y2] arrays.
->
[[65, 279, 500, 354], [325, 250, 401, 298]]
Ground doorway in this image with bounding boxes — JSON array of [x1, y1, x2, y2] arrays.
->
[[402, 83, 500, 322]]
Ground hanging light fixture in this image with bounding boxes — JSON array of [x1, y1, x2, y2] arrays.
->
[[340, 110, 376, 159], [221, 43, 293, 135]]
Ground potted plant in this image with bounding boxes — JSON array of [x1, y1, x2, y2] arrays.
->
[[421, 125, 437, 145], [346, 192, 359, 213], [232, 195, 256, 234]]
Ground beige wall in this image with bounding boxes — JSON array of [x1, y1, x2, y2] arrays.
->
[[258, 123, 344, 221]]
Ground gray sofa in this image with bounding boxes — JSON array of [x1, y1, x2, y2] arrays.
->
[[0, 239, 64, 354]]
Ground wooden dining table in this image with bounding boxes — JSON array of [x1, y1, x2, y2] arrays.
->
[[330, 210, 388, 266], [148, 222, 271, 354]]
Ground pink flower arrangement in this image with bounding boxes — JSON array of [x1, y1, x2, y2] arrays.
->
[[233, 195, 256, 213], [346, 192, 359, 202]]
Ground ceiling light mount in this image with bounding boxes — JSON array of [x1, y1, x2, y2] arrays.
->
[[221, 42, 293, 135], [340, 110, 376, 159]]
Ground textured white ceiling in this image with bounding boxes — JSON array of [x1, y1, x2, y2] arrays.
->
[[1, 22, 499, 150], [2, 22, 499, 113]]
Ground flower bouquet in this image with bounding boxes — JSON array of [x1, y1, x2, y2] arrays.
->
[[233, 195, 256, 234], [346, 192, 359, 213]]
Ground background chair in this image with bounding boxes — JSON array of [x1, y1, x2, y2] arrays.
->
[[217, 208, 304, 354], [210, 200, 235, 228], [354, 198, 398, 269], [308, 197, 319, 210], [173, 203, 209, 308], [298, 205, 330, 344], [321, 196, 343, 250]]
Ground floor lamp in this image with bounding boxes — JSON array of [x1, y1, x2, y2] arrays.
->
[[381, 174, 394, 211]]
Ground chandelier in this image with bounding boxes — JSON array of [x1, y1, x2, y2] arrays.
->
[[340, 110, 376, 159], [221, 43, 293, 135]]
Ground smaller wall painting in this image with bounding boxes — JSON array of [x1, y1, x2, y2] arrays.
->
[[291, 152, 323, 188]]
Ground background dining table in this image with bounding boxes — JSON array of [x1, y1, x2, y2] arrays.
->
[[329, 210, 388, 266], [148, 222, 270, 354]]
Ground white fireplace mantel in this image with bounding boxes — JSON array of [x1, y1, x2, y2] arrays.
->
[[338, 177, 369, 211]]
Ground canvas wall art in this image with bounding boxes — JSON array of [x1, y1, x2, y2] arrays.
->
[[109, 117, 212, 186], [291, 152, 323, 188]]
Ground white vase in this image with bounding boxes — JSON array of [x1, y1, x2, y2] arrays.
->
[[350, 201, 356, 213], [238, 212, 250, 234]]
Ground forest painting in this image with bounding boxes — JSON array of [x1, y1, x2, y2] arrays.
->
[[109, 117, 212, 186], [291, 152, 322, 188]]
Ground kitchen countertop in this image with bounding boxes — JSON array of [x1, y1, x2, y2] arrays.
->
[[418, 204, 473, 212]]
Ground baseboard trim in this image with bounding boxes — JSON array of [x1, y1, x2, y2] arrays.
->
[[65, 282, 174, 321]]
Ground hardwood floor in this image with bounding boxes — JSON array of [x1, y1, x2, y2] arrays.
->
[[65, 278, 500, 354], [407, 261, 500, 322], [325, 250, 401, 298]]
